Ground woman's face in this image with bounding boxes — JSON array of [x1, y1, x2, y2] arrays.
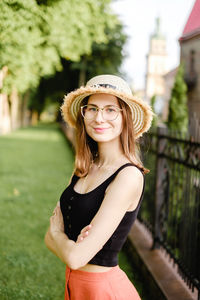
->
[[83, 93, 123, 143]]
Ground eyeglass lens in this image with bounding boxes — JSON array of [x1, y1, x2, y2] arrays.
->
[[81, 105, 120, 121]]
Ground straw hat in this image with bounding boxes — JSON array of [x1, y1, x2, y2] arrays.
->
[[61, 74, 154, 139]]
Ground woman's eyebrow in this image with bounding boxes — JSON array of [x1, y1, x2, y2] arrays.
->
[[87, 103, 98, 107], [88, 103, 119, 108]]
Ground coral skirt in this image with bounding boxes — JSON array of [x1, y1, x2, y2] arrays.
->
[[65, 265, 141, 300]]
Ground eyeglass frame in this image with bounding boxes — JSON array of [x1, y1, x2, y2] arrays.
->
[[80, 104, 123, 121]]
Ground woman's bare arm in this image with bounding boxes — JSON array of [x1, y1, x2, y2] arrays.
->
[[45, 166, 143, 269]]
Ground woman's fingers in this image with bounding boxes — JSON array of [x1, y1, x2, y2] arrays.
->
[[49, 204, 64, 234], [77, 231, 89, 242], [82, 230, 89, 237], [51, 202, 61, 216], [80, 224, 92, 234], [77, 235, 83, 243], [53, 205, 61, 215], [77, 224, 92, 243], [77, 232, 88, 242]]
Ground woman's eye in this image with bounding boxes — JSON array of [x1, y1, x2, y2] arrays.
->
[[88, 107, 97, 112], [106, 108, 116, 113]]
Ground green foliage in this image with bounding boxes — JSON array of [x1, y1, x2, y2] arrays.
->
[[139, 149, 156, 226], [0, 0, 117, 94], [71, 22, 127, 78], [30, 21, 127, 116], [150, 95, 158, 127], [167, 64, 188, 132]]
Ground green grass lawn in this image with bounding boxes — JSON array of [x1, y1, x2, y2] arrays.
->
[[0, 122, 146, 300], [0, 123, 74, 300]]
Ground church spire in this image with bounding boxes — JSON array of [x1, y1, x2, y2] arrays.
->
[[145, 17, 168, 103], [152, 17, 165, 39]]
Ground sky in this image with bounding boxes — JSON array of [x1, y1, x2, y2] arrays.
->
[[111, 0, 195, 90]]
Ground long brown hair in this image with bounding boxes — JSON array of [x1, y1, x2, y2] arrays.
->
[[74, 96, 149, 177]]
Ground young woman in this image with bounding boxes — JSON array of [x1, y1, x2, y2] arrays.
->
[[44, 74, 153, 299]]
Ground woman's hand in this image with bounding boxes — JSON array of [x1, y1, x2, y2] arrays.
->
[[49, 201, 64, 237], [45, 201, 76, 265], [76, 224, 92, 243]]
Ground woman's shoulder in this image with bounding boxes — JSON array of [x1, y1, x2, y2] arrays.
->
[[117, 164, 144, 184], [106, 163, 144, 194], [104, 163, 144, 209]]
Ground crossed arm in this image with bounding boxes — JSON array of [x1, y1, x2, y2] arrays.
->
[[44, 166, 144, 270]]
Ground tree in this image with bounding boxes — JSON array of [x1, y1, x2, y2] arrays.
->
[[167, 64, 188, 132], [0, 0, 120, 126], [78, 22, 127, 81], [0, 0, 117, 94], [32, 22, 128, 121]]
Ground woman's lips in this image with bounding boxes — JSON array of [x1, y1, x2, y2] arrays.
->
[[93, 127, 109, 133]]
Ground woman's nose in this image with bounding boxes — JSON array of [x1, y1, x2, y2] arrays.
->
[[94, 109, 104, 122]]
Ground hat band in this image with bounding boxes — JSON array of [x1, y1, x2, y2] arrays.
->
[[90, 83, 117, 90]]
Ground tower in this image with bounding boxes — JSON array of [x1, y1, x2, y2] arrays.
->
[[145, 18, 168, 109]]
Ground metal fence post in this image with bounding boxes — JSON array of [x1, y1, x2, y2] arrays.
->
[[152, 126, 168, 249]]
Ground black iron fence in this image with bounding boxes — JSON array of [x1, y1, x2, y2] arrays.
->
[[139, 126, 200, 299]]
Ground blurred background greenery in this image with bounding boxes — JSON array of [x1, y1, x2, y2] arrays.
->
[[0, 0, 127, 128]]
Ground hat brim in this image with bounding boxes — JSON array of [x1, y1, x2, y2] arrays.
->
[[61, 86, 154, 139]]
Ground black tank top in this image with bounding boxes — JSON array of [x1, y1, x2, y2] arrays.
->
[[60, 163, 145, 267]]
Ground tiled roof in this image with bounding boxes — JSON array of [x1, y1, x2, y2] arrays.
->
[[180, 0, 200, 41]]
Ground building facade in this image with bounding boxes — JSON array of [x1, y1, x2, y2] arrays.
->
[[179, 0, 200, 126]]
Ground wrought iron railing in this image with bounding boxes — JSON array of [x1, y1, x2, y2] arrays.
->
[[139, 126, 200, 299]]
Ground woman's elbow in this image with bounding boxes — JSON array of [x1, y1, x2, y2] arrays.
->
[[68, 241, 103, 270], [67, 261, 79, 270], [67, 248, 89, 270]]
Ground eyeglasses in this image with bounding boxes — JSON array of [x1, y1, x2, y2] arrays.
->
[[81, 104, 122, 121]]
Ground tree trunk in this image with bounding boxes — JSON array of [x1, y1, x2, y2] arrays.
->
[[0, 94, 11, 134], [0, 66, 11, 134], [10, 88, 20, 130], [31, 110, 39, 125], [78, 57, 87, 86], [79, 68, 86, 87], [21, 91, 31, 127]]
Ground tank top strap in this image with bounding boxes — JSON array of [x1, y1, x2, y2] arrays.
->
[[70, 163, 144, 190], [70, 174, 79, 187], [106, 162, 144, 183]]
